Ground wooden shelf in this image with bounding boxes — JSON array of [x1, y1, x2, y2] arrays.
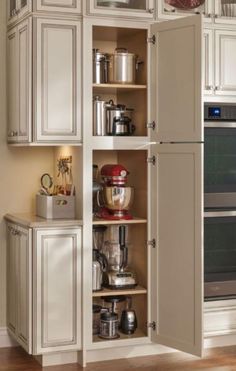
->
[[93, 328, 146, 343], [91, 136, 149, 150], [92, 285, 147, 297], [93, 217, 147, 225], [93, 83, 147, 94]]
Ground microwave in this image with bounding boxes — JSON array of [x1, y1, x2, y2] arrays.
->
[[204, 103, 236, 209]]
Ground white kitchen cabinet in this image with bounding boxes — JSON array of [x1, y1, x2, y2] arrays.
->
[[7, 223, 32, 354], [7, 16, 82, 144], [6, 218, 82, 356], [83, 14, 203, 362], [215, 29, 236, 97], [35, 0, 81, 14], [87, 0, 155, 19], [34, 18, 81, 142], [7, 18, 32, 143], [33, 228, 82, 354]]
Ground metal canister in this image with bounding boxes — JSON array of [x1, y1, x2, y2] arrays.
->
[[93, 49, 109, 84], [99, 311, 119, 339], [93, 97, 114, 136], [108, 48, 139, 84]]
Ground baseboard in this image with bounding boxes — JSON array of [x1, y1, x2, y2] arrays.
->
[[0, 327, 17, 348]]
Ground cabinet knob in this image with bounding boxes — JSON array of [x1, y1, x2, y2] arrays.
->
[[203, 12, 211, 18], [205, 85, 214, 91], [215, 86, 222, 91], [148, 8, 154, 14]]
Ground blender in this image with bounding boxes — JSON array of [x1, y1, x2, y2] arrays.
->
[[97, 164, 134, 220], [103, 225, 137, 289]]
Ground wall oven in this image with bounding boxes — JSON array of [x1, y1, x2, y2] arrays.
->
[[204, 103, 236, 300]]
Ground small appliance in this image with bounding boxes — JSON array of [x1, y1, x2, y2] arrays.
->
[[96, 164, 134, 220], [104, 225, 137, 289], [120, 296, 137, 335], [92, 225, 108, 291]]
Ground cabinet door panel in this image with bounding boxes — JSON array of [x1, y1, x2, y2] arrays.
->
[[35, 19, 81, 142], [7, 225, 18, 335], [88, 0, 154, 19], [34, 228, 81, 354], [18, 19, 32, 142], [35, 0, 81, 13], [7, 27, 19, 142], [150, 143, 203, 356], [17, 226, 32, 354], [215, 30, 236, 96], [150, 15, 202, 142]]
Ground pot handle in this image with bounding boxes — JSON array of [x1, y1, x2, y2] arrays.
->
[[115, 47, 128, 53], [96, 189, 104, 208], [136, 60, 144, 71]]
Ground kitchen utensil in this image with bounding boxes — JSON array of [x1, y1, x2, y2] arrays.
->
[[106, 104, 134, 135], [101, 186, 134, 218], [93, 49, 109, 84], [99, 311, 120, 339], [165, 0, 205, 10], [108, 48, 142, 84], [40, 173, 53, 195], [93, 97, 113, 136], [120, 296, 137, 335], [92, 249, 108, 291]]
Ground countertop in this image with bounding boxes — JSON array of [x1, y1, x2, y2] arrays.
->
[[4, 213, 83, 228]]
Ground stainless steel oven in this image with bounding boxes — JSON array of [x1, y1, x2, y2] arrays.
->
[[205, 210, 236, 299], [205, 103, 236, 208], [204, 103, 236, 300]]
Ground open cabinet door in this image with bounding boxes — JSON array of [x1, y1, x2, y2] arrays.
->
[[150, 15, 203, 143], [150, 143, 203, 356]]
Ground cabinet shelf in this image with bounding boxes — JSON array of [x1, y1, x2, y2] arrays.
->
[[93, 83, 147, 94], [91, 136, 149, 150], [93, 328, 147, 343], [93, 217, 147, 225], [92, 285, 147, 297]]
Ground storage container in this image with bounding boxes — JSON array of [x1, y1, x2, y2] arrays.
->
[[36, 194, 75, 219]]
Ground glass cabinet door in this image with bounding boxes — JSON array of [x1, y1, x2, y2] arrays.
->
[[158, 0, 212, 19], [90, 0, 155, 18], [214, 0, 236, 23]]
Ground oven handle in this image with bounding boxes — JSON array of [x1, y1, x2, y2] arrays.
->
[[204, 121, 236, 128], [204, 210, 236, 218]]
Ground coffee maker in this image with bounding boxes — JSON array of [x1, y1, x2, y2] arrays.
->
[[103, 225, 137, 289], [97, 164, 134, 220]]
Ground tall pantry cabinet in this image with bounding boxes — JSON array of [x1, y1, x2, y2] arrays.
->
[[6, 2, 204, 368]]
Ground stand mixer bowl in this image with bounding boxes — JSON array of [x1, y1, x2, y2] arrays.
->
[[102, 186, 134, 212]]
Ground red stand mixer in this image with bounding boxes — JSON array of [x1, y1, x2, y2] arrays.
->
[[96, 164, 134, 220]]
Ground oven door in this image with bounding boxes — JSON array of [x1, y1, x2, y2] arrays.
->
[[205, 211, 236, 300], [205, 126, 236, 208]]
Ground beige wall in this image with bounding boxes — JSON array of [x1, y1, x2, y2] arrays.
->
[[0, 1, 55, 326]]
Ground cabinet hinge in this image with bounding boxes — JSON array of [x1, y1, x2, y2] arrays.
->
[[147, 321, 156, 331], [147, 156, 156, 165], [147, 239, 156, 248], [146, 121, 156, 130], [147, 35, 156, 44]]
